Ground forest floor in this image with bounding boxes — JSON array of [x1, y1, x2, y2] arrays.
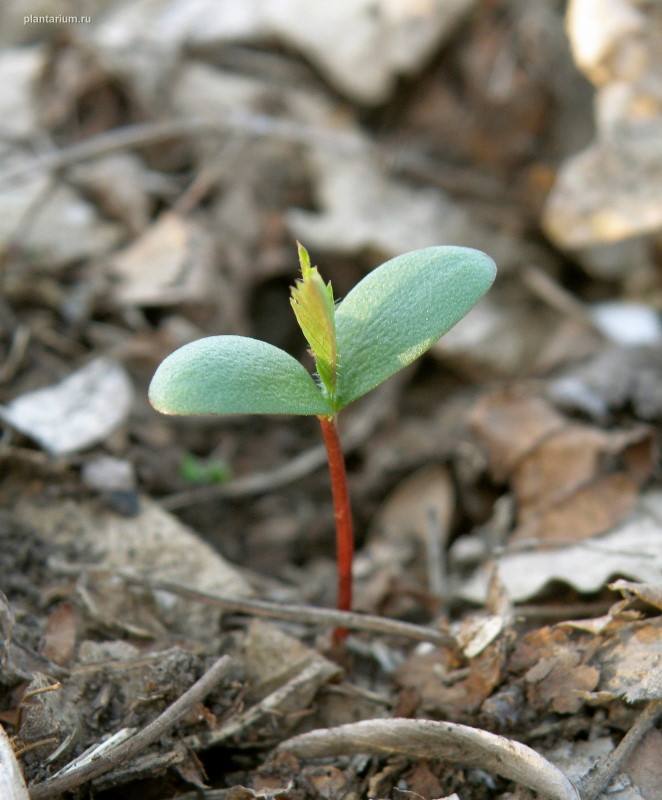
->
[[1, 1, 662, 799]]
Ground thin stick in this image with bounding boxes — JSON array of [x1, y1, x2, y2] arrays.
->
[[318, 415, 354, 641], [579, 698, 662, 800], [28, 654, 232, 800], [140, 577, 453, 646], [0, 114, 365, 186], [47, 563, 455, 646]]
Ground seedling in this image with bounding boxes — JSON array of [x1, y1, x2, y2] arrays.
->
[[149, 244, 496, 639]]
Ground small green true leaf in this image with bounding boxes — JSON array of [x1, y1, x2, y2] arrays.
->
[[289, 242, 337, 401], [180, 453, 232, 484], [149, 335, 333, 416], [333, 246, 496, 408]]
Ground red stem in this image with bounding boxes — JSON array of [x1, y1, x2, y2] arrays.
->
[[318, 415, 354, 641]]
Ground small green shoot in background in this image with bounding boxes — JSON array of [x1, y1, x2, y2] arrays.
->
[[179, 453, 232, 485]]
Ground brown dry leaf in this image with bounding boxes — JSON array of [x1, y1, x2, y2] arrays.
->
[[460, 490, 662, 603], [371, 464, 454, 546], [512, 425, 614, 518], [598, 617, 662, 702], [514, 473, 639, 544], [110, 211, 215, 307], [625, 728, 662, 800], [40, 603, 77, 667], [278, 718, 580, 800], [525, 652, 599, 714], [512, 425, 653, 543], [511, 626, 599, 714], [404, 760, 444, 800], [470, 388, 566, 482], [362, 464, 454, 599], [395, 642, 503, 721], [300, 765, 352, 799], [610, 580, 662, 612], [471, 389, 653, 544]]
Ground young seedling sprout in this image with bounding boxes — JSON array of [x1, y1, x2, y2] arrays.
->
[[149, 244, 496, 640]]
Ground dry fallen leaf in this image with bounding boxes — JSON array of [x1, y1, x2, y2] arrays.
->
[[470, 389, 566, 482], [371, 464, 455, 547], [363, 464, 454, 597], [543, 0, 662, 247], [625, 728, 662, 800], [40, 603, 77, 667], [243, 620, 342, 703], [0, 723, 29, 800], [610, 580, 662, 612], [395, 642, 503, 721], [12, 493, 252, 639], [510, 626, 599, 714], [110, 211, 215, 307], [0, 358, 133, 456], [460, 490, 662, 603], [471, 389, 653, 544], [598, 618, 662, 702]]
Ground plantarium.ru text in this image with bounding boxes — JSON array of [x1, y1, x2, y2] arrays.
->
[[149, 244, 496, 640]]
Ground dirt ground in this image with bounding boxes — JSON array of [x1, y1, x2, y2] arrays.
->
[[1, 1, 662, 798]]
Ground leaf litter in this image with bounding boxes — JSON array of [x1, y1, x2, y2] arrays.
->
[[1, 1, 662, 799]]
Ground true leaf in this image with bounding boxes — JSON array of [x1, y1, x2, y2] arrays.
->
[[149, 335, 333, 416], [290, 242, 337, 400], [334, 246, 496, 408]]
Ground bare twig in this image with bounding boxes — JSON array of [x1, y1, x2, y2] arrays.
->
[[521, 264, 594, 325], [0, 324, 30, 384], [47, 562, 454, 647], [28, 654, 233, 800], [92, 659, 336, 792], [140, 577, 455, 647], [578, 698, 662, 800], [0, 111, 515, 204], [0, 114, 366, 186]]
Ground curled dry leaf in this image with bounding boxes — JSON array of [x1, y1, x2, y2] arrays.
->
[[610, 579, 662, 612], [461, 490, 662, 603], [278, 718, 579, 800], [0, 723, 29, 800]]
